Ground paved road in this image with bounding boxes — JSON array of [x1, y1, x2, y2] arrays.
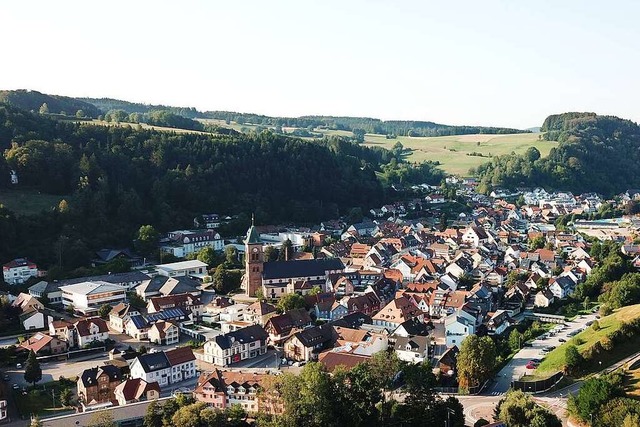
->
[[486, 313, 598, 395]]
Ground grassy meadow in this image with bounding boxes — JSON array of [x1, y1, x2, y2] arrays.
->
[[198, 119, 556, 176], [0, 189, 68, 216], [536, 304, 640, 376]]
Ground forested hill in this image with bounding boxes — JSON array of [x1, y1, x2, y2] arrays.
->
[[473, 112, 640, 196], [77, 97, 200, 118], [0, 103, 443, 269], [74, 95, 527, 137], [0, 90, 101, 118]]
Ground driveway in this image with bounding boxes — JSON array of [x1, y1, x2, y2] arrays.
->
[[487, 312, 598, 395]]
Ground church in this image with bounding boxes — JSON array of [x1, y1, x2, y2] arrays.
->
[[243, 224, 345, 298]]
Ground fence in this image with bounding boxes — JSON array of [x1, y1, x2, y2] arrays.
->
[[435, 380, 487, 395], [511, 371, 563, 393]]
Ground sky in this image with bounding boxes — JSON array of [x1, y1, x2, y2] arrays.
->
[[1, 0, 639, 129]]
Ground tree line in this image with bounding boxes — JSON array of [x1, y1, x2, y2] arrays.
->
[[473, 112, 640, 197]]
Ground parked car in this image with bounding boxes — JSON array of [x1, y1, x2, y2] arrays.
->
[[15, 363, 22, 369], [526, 362, 537, 369], [11, 383, 18, 390], [2, 374, 9, 381], [559, 338, 566, 343]]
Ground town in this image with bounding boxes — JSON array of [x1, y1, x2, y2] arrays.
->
[[2, 180, 640, 427]]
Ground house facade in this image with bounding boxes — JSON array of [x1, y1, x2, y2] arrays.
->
[[3, 258, 38, 285], [203, 324, 268, 367], [77, 365, 123, 405]]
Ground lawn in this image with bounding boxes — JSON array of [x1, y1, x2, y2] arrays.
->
[[13, 381, 74, 417], [0, 189, 69, 216], [536, 304, 640, 376]]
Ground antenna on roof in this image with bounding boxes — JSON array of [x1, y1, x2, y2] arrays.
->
[[251, 213, 255, 226]]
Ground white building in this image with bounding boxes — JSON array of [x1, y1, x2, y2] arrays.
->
[[155, 260, 208, 278], [3, 258, 38, 285], [130, 347, 196, 387], [394, 335, 430, 363], [60, 281, 127, 315], [203, 324, 268, 367], [161, 229, 224, 258], [444, 310, 476, 348]]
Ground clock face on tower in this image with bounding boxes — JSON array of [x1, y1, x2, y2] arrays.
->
[[252, 247, 259, 253]]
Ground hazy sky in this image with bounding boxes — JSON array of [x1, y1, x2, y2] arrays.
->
[[1, 0, 638, 129]]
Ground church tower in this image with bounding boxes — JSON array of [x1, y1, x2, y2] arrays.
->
[[244, 219, 263, 297]]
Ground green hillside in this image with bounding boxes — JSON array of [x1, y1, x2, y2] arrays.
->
[[0, 90, 101, 118], [537, 305, 640, 375]]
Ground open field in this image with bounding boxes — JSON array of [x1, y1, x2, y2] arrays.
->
[[0, 189, 68, 216], [85, 120, 211, 135], [536, 304, 640, 375], [197, 119, 556, 176], [362, 132, 556, 175]]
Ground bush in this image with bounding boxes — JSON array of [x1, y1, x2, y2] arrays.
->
[[601, 304, 613, 316]]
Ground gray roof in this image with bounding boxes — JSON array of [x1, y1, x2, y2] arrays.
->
[[29, 271, 150, 295], [135, 352, 170, 373], [213, 324, 268, 350], [262, 258, 344, 280]]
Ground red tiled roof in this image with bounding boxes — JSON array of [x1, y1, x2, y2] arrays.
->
[[164, 346, 195, 366]]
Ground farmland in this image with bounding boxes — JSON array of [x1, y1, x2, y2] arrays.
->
[[198, 119, 555, 176]]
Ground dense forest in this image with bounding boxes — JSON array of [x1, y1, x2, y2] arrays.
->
[[74, 95, 527, 137], [0, 103, 443, 271], [473, 112, 640, 196], [0, 90, 101, 118]]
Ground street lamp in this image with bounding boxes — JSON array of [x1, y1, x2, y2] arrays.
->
[[445, 408, 455, 427]]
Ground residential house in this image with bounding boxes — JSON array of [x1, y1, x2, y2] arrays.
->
[[487, 310, 510, 335], [264, 309, 313, 345], [549, 276, 576, 299], [135, 276, 201, 301], [161, 229, 224, 258], [372, 296, 423, 329], [77, 365, 123, 405], [203, 324, 268, 366], [12, 292, 44, 313], [534, 290, 555, 308], [114, 378, 160, 406], [109, 303, 140, 334], [3, 258, 38, 285], [244, 301, 277, 326], [147, 293, 203, 320], [28, 281, 63, 305], [92, 249, 143, 269], [444, 310, 476, 348], [19, 309, 52, 331], [148, 321, 179, 346], [19, 332, 67, 355], [283, 324, 334, 362], [461, 226, 490, 247], [124, 308, 191, 341], [165, 346, 197, 384], [73, 317, 110, 347], [193, 369, 276, 414], [394, 335, 430, 363], [130, 347, 196, 386]]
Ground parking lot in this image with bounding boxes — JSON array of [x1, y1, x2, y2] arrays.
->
[[488, 312, 599, 395]]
